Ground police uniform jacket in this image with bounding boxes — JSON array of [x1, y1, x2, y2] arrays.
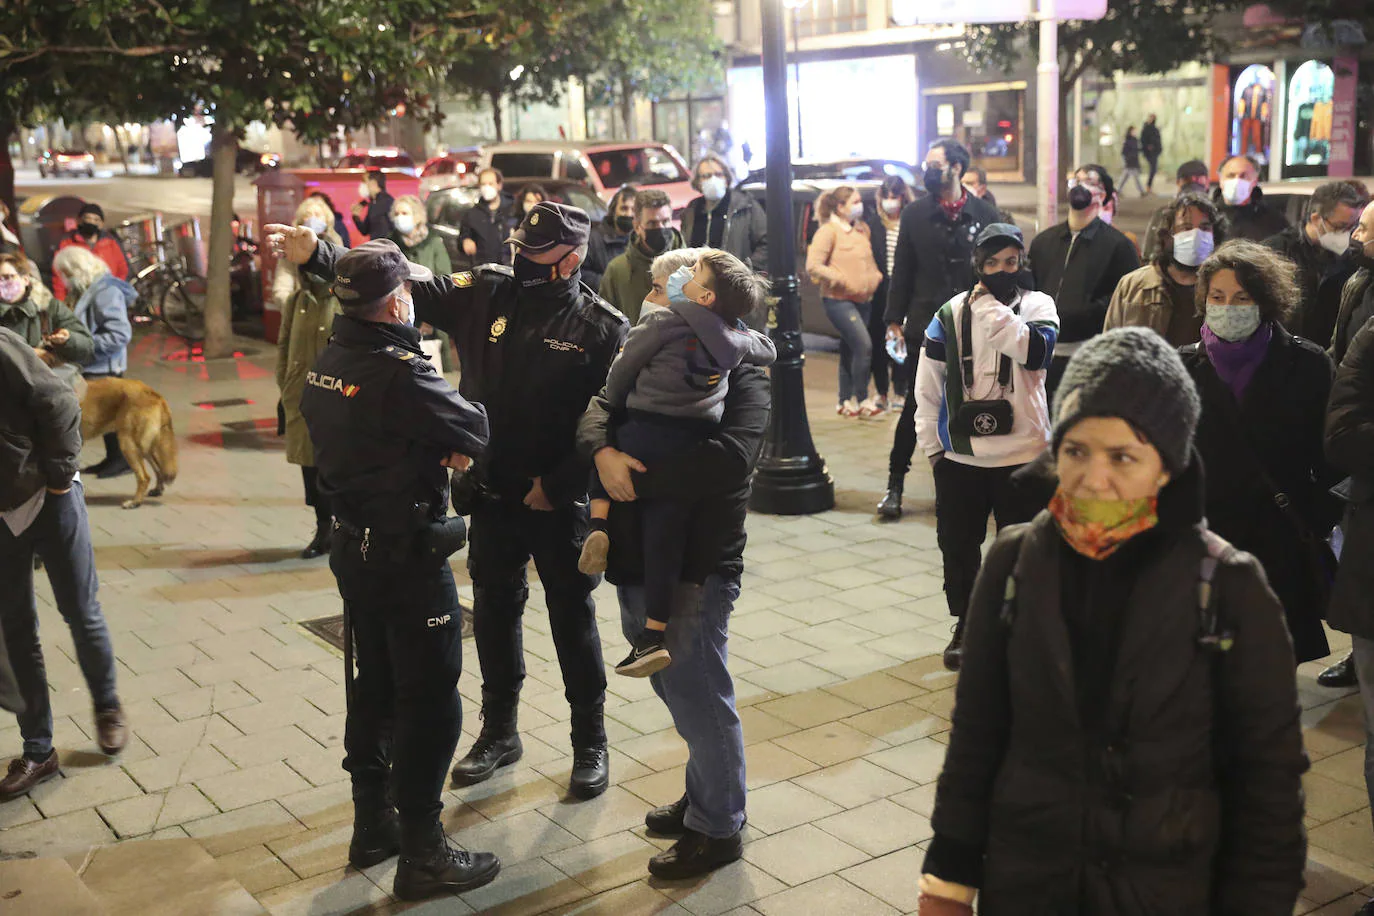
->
[[299, 314, 489, 534], [305, 241, 628, 507]]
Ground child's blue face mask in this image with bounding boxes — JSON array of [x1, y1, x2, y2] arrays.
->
[[666, 266, 695, 306]]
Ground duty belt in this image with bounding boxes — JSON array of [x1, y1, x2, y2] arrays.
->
[[332, 518, 416, 563]]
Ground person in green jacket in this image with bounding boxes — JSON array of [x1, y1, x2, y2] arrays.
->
[[598, 189, 682, 324], [390, 194, 455, 370], [0, 252, 94, 365], [274, 199, 345, 558]]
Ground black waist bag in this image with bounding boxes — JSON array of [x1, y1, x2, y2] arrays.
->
[[423, 516, 468, 560], [950, 294, 1015, 438]]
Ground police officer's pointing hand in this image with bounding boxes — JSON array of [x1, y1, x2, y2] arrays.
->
[[267, 223, 321, 266]]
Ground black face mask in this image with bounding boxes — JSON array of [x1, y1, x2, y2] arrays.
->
[[77, 222, 99, 239], [1067, 186, 1094, 211], [614, 215, 635, 234], [981, 270, 1020, 305], [639, 227, 674, 255], [513, 255, 558, 287], [923, 166, 948, 196]]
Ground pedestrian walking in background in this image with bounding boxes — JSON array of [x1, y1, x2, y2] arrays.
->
[[0, 325, 127, 803], [1118, 126, 1146, 197], [878, 139, 999, 520], [867, 176, 916, 410], [1181, 240, 1340, 663], [1104, 192, 1227, 347], [389, 194, 455, 372], [914, 223, 1058, 671], [1028, 164, 1140, 397], [459, 167, 515, 267], [600, 189, 682, 324], [1141, 113, 1163, 192], [807, 185, 884, 417], [583, 185, 639, 293], [273, 197, 344, 559], [351, 170, 395, 242], [1265, 179, 1368, 345], [51, 203, 130, 304], [52, 245, 135, 479], [917, 326, 1308, 916], [0, 253, 93, 366], [680, 152, 768, 273]]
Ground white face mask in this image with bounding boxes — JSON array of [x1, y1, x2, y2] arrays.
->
[[700, 176, 727, 202], [392, 214, 415, 236], [357, 182, 371, 200], [1318, 220, 1353, 255], [302, 216, 328, 236], [479, 184, 499, 202], [880, 198, 901, 216], [1171, 228, 1215, 268], [848, 202, 864, 222], [1205, 303, 1262, 342], [1220, 177, 1254, 206], [396, 293, 416, 327]]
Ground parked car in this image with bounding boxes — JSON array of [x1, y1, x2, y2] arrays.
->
[[419, 148, 483, 199], [745, 157, 920, 189], [38, 149, 96, 178], [332, 147, 417, 176], [426, 178, 608, 270], [177, 148, 281, 177], [482, 141, 696, 212]]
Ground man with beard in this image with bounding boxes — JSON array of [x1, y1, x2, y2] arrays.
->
[[599, 190, 682, 324]]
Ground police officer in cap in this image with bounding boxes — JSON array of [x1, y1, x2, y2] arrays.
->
[[293, 239, 498, 902], [271, 201, 628, 801]]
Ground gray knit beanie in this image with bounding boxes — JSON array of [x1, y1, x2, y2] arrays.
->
[[1051, 327, 1202, 473]]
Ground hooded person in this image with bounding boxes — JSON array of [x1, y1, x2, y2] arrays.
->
[[917, 326, 1308, 916]]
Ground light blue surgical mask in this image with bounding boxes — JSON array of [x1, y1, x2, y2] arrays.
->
[[1205, 303, 1261, 342], [666, 266, 696, 307], [303, 216, 328, 236]]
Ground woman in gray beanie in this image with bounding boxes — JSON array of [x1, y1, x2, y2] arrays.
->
[[917, 326, 1307, 916]]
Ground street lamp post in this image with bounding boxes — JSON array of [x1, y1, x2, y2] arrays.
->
[[749, 0, 835, 516], [785, 0, 804, 158]]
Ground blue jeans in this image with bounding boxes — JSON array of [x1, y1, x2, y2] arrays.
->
[[822, 297, 872, 403], [0, 483, 118, 760], [617, 576, 746, 838]]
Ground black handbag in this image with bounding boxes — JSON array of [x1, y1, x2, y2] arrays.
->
[[949, 295, 1015, 438]]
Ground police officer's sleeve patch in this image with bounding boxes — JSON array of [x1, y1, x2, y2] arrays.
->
[[451, 271, 473, 288], [380, 345, 434, 372], [474, 263, 515, 280]]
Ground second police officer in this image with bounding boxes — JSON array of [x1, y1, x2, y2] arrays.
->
[[277, 202, 629, 800], [282, 238, 496, 901]]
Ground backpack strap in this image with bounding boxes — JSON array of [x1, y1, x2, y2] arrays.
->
[[1197, 529, 1236, 654]]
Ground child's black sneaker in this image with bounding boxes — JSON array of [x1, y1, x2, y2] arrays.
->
[[615, 629, 671, 678], [578, 530, 610, 575]]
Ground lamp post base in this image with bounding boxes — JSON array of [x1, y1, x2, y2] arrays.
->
[[748, 331, 835, 516], [750, 455, 834, 515]]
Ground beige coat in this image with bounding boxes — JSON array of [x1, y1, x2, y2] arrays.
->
[[1102, 263, 1201, 347], [806, 218, 882, 303], [274, 257, 342, 466]]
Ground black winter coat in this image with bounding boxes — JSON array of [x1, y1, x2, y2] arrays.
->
[[1028, 218, 1141, 345], [458, 196, 517, 267], [884, 192, 1000, 336], [924, 454, 1308, 916], [352, 190, 395, 241], [1325, 316, 1374, 639], [583, 222, 630, 294], [1181, 325, 1339, 662], [1264, 225, 1356, 345], [575, 364, 770, 584], [1328, 267, 1374, 363], [1211, 186, 1290, 244]]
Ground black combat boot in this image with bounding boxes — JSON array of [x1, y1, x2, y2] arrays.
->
[[348, 788, 399, 869], [943, 617, 967, 672], [876, 472, 904, 521], [569, 707, 609, 800], [394, 822, 500, 901], [450, 696, 521, 786]]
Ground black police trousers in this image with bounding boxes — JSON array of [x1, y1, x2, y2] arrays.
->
[[329, 532, 464, 829], [467, 498, 606, 741]]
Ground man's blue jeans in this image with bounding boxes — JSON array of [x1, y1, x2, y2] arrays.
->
[[0, 483, 119, 760], [618, 575, 747, 838]]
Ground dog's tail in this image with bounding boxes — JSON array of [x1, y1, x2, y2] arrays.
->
[[150, 399, 178, 484]]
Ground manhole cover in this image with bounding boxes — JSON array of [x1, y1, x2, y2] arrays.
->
[[301, 602, 475, 651]]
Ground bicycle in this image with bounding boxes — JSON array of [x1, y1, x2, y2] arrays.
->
[[130, 237, 206, 341]]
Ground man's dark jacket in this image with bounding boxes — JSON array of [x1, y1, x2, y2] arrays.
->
[[1212, 185, 1290, 243], [1028, 218, 1141, 345], [575, 364, 770, 584], [352, 190, 395, 241], [1264, 224, 1356, 346], [1325, 316, 1374, 640], [884, 192, 999, 336]]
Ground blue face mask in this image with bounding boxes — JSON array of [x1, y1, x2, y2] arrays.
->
[[666, 266, 696, 307]]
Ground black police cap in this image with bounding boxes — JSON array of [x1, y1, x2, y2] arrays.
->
[[332, 239, 433, 303], [506, 201, 591, 253]]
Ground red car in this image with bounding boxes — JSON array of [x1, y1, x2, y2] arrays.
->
[[419, 148, 483, 198], [38, 149, 96, 179]]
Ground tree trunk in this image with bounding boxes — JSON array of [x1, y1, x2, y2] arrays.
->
[[619, 75, 635, 140], [0, 119, 16, 244], [113, 125, 131, 175], [488, 87, 505, 142], [202, 122, 238, 358]]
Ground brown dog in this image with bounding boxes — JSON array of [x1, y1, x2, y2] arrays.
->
[[80, 377, 178, 509]]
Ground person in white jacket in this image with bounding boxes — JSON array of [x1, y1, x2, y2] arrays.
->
[[915, 223, 1059, 671]]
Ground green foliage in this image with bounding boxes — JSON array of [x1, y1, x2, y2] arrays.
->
[[443, 1, 588, 114], [577, 0, 723, 110]]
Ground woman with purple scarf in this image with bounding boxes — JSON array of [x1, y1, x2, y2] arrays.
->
[[1180, 240, 1341, 663]]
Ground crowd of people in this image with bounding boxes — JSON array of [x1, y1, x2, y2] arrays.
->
[[6, 130, 1374, 913]]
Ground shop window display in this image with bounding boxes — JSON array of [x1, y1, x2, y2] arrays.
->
[[1232, 64, 1276, 164], [1286, 60, 1335, 167]]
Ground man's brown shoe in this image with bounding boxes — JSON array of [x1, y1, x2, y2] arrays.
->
[[95, 706, 127, 756], [0, 752, 59, 801]]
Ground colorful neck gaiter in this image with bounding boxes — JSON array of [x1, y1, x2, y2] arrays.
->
[[1048, 488, 1159, 560]]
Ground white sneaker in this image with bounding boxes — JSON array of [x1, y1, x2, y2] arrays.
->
[[858, 397, 884, 418], [839, 398, 861, 418]]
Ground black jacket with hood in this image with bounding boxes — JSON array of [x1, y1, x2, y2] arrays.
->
[[923, 451, 1308, 916]]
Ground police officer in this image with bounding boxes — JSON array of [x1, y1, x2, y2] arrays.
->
[[271, 202, 628, 800], [293, 239, 498, 902]]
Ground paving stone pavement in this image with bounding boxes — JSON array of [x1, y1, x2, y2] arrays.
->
[[1, 328, 1371, 915]]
